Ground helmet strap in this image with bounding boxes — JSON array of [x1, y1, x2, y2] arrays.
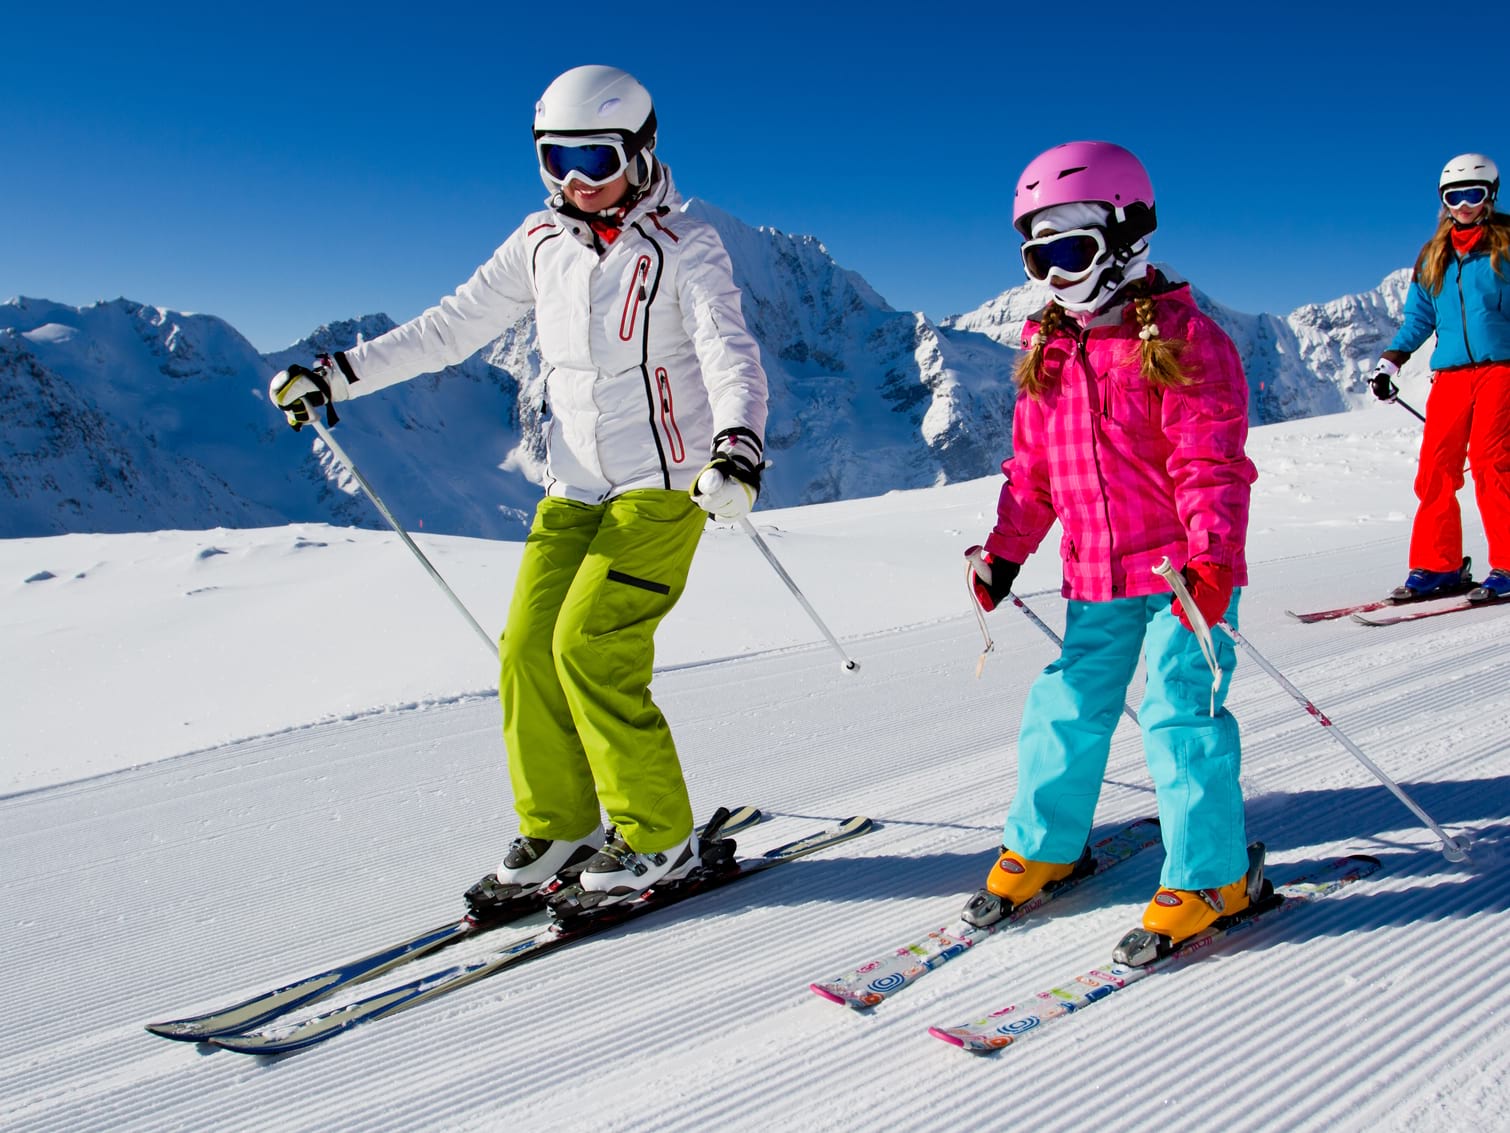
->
[[1103, 202, 1156, 253]]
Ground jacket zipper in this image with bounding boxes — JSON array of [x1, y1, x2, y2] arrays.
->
[[655, 367, 686, 463], [1454, 257, 1477, 364], [620, 256, 652, 342], [1076, 334, 1121, 596]]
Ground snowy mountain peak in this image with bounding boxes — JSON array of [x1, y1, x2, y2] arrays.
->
[[1, 212, 1421, 539]]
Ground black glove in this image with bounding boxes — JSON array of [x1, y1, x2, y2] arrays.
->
[[966, 546, 1021, 612], [1369, 360, 1399, 402]]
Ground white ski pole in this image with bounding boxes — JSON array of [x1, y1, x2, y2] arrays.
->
[[1154, 558, 1469, 862], [309, 416, 498, 661], [966, 559, 1140, 724], [737, 516, 858, 671]]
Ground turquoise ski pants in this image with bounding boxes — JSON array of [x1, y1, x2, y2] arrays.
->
[[498, 491, 706, 854], [1004, 591, 1248, 890]]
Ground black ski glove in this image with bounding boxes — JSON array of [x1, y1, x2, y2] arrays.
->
[[966, 546, 1021, 612], [1369, 359, 1399, 402]]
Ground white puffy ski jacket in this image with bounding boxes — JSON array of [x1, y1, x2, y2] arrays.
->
[[338, 167, 768, 502]]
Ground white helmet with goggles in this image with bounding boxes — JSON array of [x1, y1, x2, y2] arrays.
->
[[533, 65, 658, 196], [1440, 153, 1499, 191]]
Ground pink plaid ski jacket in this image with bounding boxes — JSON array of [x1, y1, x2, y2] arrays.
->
[[984, 280, 1256, 601]]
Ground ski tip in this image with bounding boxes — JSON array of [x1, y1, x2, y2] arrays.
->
[[144, 1021, 211, 1042], [809, 982, 850, 1006], [927, 1026, 967, 1047]]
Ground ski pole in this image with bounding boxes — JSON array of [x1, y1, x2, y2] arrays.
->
[[1390, 395, 1426, 424], [309, 417, 499, 661], [960, 555, 1135, 722], [737, 516, 858, 671], [1154, 559, 1469, 863]]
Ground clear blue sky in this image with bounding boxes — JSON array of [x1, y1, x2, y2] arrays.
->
[[4, 1, 1496, 353]]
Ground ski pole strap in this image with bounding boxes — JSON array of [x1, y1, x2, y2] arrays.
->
[[1153, 557, 1220, 715], [965, 560, 995, 678]]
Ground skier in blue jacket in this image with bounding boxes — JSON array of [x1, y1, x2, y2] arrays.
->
[[1370, 153, 1510, 604]]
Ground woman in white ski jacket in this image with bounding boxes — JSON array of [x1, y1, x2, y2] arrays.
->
[[271, 65, 768, 911]]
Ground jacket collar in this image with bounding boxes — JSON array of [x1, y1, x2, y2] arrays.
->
[[552, 166, 682, 252]]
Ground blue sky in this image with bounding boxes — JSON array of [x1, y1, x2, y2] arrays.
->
[[5, 1, 1496, 353]]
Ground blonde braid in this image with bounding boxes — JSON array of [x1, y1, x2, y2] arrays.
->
[[1133, 296, 1189, 388], [1014, 303, 1065, 399]]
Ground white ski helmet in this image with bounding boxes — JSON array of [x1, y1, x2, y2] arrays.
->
[[533, 65, 658, 195], [1439, 153, 1499, 196]]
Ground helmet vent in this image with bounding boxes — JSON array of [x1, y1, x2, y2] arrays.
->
[[1057, 165, 1088, 180], [597, 97, 623, 117]]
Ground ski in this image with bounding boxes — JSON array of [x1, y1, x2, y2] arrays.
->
[[208, 814, 875, 1054], [1352, 599, 1506, 626], [1287, 589, 1477, 623], [809, 817, 1161, 1010], [146, 805, 765, 1042], [1288, 561, 1476, 623], [928, 852, 1380, 1053], [1285, 599, 1391, 623]]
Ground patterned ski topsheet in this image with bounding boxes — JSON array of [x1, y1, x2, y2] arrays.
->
[[928, 853, 1380, 1053], [809, 817, 1162, 1009]]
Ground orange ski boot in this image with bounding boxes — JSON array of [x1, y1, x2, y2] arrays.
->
[[960, 846, 1089, 928], [1113, 843, 1267, 965]]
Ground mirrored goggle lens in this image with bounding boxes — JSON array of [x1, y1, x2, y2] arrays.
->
[[1442, 185, 1489, 208], [1021, 232, 1105, 281], [540, 141, 627, 185]]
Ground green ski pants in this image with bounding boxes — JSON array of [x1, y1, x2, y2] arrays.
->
[[499, 490, 706, 853]]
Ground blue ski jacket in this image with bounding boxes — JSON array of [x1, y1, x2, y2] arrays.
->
[[1389, 217, 1510, 369]]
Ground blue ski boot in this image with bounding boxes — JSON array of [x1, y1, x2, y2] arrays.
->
[[1388, 556, 1474, 603], [1468, 568, 1510, 604]]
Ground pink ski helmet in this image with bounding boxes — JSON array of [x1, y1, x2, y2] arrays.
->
[[1012, 141, 1157, 246]]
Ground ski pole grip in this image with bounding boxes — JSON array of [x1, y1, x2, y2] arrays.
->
[[1154, 557, 1221, 712]]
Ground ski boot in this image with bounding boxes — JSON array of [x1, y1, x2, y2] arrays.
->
[[1112, 842, 1269, 966], [463, 826, 604, 926], [547, 806, 745, 924], [1468, 568, 1510, 604], [1387, 557, 1474, 604], [959, 845, 1092, 929], [547, 831, 704, 924]]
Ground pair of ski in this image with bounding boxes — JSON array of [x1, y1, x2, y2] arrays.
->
[[810, 816, 1378, 1054], [148, 806, 873, 1054], [1287, 587, 1498, 627]]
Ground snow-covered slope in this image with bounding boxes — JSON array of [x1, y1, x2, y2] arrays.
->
[[3, 407, 1508, 1132]]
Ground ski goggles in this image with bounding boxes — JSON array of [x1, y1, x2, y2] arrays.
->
[[1020, 227, 1109, 283], [1442, 184, 1490, 209], [536, 134, 633, 188]]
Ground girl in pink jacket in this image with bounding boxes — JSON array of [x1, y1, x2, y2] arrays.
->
[[963, 142, 1260, 957]]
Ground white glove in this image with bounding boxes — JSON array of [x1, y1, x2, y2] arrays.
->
[[269, 353, 353, 429], [690, 429, 763, 521]]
